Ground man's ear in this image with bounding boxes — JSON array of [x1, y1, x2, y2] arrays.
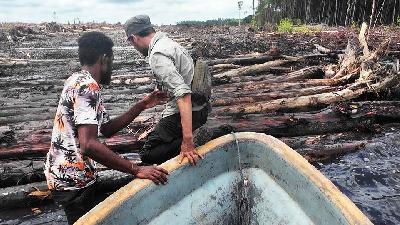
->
[[99, 54, 107, 65]]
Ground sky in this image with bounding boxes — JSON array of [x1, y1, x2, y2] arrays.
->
[[0, 0, 255, 25]]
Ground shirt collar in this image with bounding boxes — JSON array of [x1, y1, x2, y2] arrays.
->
[[148, 32, 166, 56]]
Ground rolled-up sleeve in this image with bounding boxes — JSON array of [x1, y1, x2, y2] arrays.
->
[[150, 53, 191, 99]]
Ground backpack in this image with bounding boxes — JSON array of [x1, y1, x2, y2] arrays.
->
[[191, 60, 212, 113]]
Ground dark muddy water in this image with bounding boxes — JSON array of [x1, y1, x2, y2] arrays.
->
[[318, 132, 400, 225]]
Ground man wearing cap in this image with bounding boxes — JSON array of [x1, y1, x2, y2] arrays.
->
[[124, 15, 209, 166]]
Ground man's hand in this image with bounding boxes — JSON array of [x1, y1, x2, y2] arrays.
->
[[178, 138, 203, 166], [141, 90, 168, 109], [135, 166, 169, 185]]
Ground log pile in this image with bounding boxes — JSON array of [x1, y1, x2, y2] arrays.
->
[[1, 23, 399, 214]]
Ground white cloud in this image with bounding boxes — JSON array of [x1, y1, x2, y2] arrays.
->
[[0, 0, 254, 24]]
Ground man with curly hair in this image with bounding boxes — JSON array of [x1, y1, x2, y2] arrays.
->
[[44, 31, 168, 224]]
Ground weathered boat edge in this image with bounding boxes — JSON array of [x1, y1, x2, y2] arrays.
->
[[75, 132, 372, 225]]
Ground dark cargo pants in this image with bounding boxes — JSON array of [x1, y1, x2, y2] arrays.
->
[[140, 106, 208, 165], [51, 183, 108, 225]]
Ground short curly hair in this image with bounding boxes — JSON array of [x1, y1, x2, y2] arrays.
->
[[78, 31, 114, 66]]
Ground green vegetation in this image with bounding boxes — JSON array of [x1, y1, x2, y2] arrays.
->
[[251, 16, 257, 28], [276, 18, 324, 33], [277, 18, 293, 33]]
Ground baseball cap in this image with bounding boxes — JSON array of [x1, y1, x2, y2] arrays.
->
[[124, 15, 154, 37]]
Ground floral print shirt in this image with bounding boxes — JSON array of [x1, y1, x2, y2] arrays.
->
[[44, 70, 110, 191]]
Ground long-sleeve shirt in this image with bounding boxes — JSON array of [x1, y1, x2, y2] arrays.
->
[[148, 32, 205, 118]]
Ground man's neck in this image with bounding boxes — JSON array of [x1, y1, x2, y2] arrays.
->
[[81, 65, 101, 83]]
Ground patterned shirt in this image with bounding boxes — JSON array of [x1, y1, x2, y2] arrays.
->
[[44, 70, 110, 191]]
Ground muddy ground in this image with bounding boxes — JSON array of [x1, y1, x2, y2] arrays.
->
[[0, 23, 400, 224]]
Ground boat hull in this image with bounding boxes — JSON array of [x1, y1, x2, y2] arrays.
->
[[76, 132, 372, 225]]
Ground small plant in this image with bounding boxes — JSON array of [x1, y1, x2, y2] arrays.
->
[[293, 25, 311, 33], [350, 21, 360, 32], [251, 16, 257, 28], [277, 18, 293, 33], [397, 16, 400, 26]]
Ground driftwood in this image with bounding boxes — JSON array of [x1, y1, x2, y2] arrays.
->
[[299, 141, 366, 162]]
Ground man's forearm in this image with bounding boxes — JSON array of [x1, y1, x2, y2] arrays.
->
[[101, 101, 146, 137], [177, 94, 193, 141], [83, 139, 138, 175]]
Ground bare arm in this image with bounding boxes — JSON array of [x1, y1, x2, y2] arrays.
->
[[177, 94, 203, 165], [78, 124, 168, 184], [100, 90, 166, 137]]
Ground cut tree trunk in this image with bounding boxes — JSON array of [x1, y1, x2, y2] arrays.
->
[[0, 169, 134, 209], [213, 59, 293, 79], [0, 134, 143, 160], [209, 101, 400, 137], [298, 141, 366, 162], [207, 54, 280, 66], [214, 73, 398, 116], [0, 153, 141, 188], [212, 86, 338, 107], [212, 79, 335, 95]]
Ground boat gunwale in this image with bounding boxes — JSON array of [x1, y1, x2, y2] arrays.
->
[[75, 132, 372, 225]]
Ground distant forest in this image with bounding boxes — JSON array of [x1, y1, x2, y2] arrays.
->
[[257, 0, 400, 26], [178, 0, 400, 27]]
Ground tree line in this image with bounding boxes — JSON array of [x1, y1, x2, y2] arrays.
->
[[257, 0, 400, 27], [177, 17, 254, 26]]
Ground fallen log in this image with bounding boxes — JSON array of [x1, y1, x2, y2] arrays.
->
[[214, 72, 398, 115], [111, 76, 152, 85], [207, 54, 280, 66], [211, 63, 241, 73], [0, 58, 79, 68], [268, 67, 293, 74], [0, 159, 45, 188], [213, 59, 293, 79], [212, 79, 335, 95], [270, 66, 324, 82], [298, 141, 366, 162], [0, 153, 141, 188], [211, 86, 338, 107], [0, 169, 134, 209], [209, 101, 400, 137], [212, 74, 277, 86], [0, 134, 143, 160]]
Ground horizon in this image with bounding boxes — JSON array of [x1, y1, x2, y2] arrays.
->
[[0, 0, 255, 25]]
